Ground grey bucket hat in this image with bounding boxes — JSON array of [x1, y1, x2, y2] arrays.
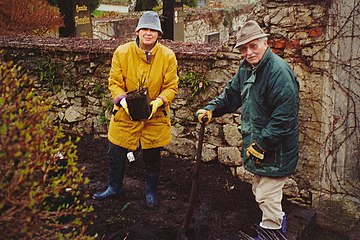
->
[[234, 20, 269, 48], [135, 11, 163, 34]]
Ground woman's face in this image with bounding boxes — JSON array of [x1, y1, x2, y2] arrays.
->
[[136, 28, 160, 51]]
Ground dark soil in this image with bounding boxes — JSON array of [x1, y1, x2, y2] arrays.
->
[[77, 134, 297, 240], [126, 88, 151, 120]]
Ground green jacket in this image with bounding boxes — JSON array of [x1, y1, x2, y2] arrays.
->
[[205, 48, 299, 177]]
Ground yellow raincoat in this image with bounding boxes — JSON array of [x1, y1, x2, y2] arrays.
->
[[107, 40, 178, 150]]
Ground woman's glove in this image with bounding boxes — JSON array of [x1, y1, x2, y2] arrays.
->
[[195, 109, 212, 125], [148, 98, 164, 119], [114, 95, 130, 115], [119, 98, 130, 116]]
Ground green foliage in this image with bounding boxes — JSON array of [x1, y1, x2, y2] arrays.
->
[[98, 98, 113, 125], [0, 61, 94, 239], [104, 98, 114, 112], [36, 59, 63, 93], [179, 71, 209, 96], [91, 9, 106, 18], [98, 112, 108, 125], [92, 83, 105, 97], [184, 0, 197, 8], [135, 0, 158, 11], [88, 0, 100, 12]]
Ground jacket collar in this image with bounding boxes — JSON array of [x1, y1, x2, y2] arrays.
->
[[135, 38, 160, 63], [256, 47, 271, 70]]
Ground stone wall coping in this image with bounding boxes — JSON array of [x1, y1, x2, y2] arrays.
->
[[0, 36, 228, 60]]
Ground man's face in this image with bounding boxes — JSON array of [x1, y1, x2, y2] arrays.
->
[[136, 28, 159, 51], [238, 38, 268, 66]]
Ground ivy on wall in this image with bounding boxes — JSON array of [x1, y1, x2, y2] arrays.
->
[[179, 71, 210, 97]]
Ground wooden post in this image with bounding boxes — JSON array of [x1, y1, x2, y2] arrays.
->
[[174, 0, 184, 41], [162, 0, 184, 41], [162, 0, 174, 40]]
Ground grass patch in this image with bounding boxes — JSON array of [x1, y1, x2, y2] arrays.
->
[[92, 10, 107, 18], [100, 0, 128, 6]]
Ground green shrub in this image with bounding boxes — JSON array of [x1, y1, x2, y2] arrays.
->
[[0, 61, 94, 239], [179, 71, 209, 96], [92, 83, 105, 97], [98, 98, 113, 125], [185, 0, 198, 8], [36, 59, 63, 93]]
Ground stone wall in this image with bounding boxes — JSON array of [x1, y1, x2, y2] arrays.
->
[[1, 0, 359, 236], [0, 36, 241, 165]]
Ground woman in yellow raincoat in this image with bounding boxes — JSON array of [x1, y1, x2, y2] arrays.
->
[[93, 11, 178, 207]]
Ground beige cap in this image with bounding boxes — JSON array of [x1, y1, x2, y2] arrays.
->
[[234, 20, 269, 48]]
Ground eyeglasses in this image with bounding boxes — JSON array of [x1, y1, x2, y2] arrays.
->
[[238, 42, 262, 54]]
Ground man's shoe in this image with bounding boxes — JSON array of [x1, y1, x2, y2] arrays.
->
[[281, 213, 287, 235], [253, 225, 287, 240], [93, 186, 121, 200]]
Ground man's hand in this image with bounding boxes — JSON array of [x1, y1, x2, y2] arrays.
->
[[246, 141, 265, 164], [148, 98, 164, 119], [195, 109, 212, 125]]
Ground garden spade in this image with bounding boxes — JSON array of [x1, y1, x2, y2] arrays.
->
[[179, 117, 208, 239]]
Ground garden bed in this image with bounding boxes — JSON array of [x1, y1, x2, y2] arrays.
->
[[77, 134, 348, 240]]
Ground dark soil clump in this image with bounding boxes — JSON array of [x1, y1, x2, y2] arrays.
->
[[126, 88, 151, 120], [78, 134, 296, 240]]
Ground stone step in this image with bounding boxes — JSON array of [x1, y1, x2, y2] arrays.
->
[[286, 207, 316, 240]]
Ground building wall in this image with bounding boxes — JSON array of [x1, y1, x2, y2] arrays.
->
[[316, 0, 360, 234]]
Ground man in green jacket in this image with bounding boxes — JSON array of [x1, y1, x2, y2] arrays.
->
[[196, 20, 299, 239]]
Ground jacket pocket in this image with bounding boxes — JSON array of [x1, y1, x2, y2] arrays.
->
[[150, 107, 170, 123], [263, 151, 277, 164], [113, 108, 130, 122]]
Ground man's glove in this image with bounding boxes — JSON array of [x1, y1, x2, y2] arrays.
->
[[195, 109, 212, 125], [246, 141, 265, 165], [148, 98, 164, 119]]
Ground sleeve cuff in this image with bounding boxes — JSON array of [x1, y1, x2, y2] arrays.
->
[[255, 138, 269, 152], [157, 96, 167, 106], [114, 94, 126, 105], [204, 105, 216, 112], [254, 140, 266, 152]]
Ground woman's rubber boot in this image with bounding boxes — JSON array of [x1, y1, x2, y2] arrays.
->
[[93, 184, 122, 200], [145, 174, 158, 208], [93, 143, 126, 200]]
